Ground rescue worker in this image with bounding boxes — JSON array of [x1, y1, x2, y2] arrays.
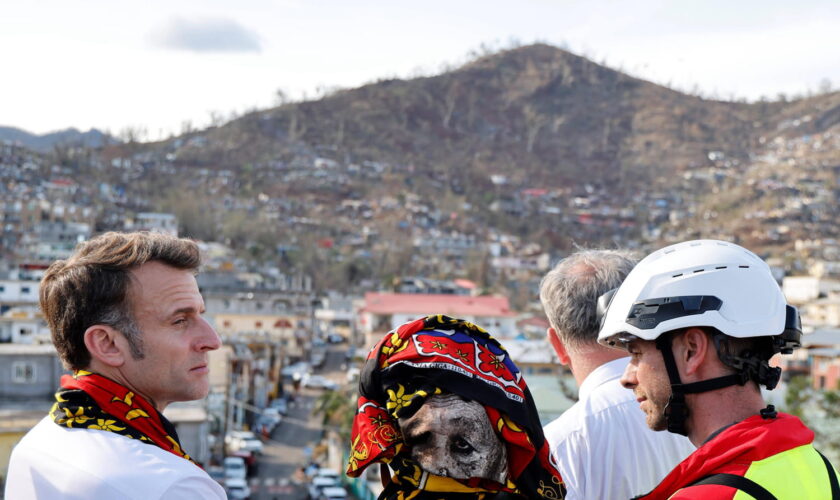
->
[[597, 239, 839, 499]]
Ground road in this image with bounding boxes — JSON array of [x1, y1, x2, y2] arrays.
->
[[248, 345, 350, 500]]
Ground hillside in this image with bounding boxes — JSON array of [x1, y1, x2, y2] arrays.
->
[[3, 43, 839, 293], [164, 45, 838, 199], [156, 43, 840, 236], [176, 47, 788, 176]]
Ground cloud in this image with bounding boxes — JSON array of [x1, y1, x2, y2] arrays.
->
[[150, 17, 262, 53]]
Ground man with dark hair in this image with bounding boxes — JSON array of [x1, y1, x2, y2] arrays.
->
[[539, 249, 693, 500], [6, 232, 226, 499], [598, 240, 839, 499]]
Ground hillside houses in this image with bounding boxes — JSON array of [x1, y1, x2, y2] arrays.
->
[[358, 292, 517, 349], [2, 121, 839, 307], [0, 270, 48, 344], [801, 328, 840, 390]]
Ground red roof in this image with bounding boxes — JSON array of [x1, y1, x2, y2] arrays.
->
[[363, 292, 514, 317], [453, 278, 477, 289], [521, 188, 548, 197], [517, 316, 550, 329]]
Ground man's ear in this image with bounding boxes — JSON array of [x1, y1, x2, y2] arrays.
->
[[84, 325, 127, 368], [677, 327, 710, 376], [547, 327, 571, 366]]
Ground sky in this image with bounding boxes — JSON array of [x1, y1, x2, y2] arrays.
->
[[2, 0, 839, 139]]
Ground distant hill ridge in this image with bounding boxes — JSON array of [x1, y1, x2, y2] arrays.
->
[[0, 126, 117, 152]]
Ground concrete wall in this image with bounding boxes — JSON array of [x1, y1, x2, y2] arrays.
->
[[0, 345, 66, 399], [163, 405, 212, 466]]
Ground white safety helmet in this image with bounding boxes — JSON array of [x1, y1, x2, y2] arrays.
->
[[596, 239, 801, 435], [598, 240, 789, 348]]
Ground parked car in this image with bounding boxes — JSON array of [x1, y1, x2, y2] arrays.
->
[[282, 361, 311, 380], [225, 430, 264, 454], [269, 397, 288, 415], [223, 456, 247, 480], [225, 477, 251, 499], [254, 415, 276, 436], [311, 351, 326, 369], [206, 465, 225, 486], [344, 346, 356, 361], [262, 407, 282, 425], [308, 476, 338, 499], [229, 450, 257, 476], [315, 468, 342, 482], [319, 485, 348, 500], [301, 374, 338, 390]]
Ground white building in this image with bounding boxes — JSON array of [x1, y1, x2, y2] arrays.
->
[[132, 212, 179, 237], [783, 276, 821, 304], [0, 311, 50, 344], [0, 278, 40, 305]]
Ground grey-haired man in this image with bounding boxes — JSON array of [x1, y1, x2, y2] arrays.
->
[[539, 249, 693, 500]]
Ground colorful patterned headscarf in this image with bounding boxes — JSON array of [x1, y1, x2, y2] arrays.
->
[[347, 315, 565, 499]]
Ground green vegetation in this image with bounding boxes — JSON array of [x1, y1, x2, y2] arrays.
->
[[784, 376, 840, 464], [314, 387, 356, 442]]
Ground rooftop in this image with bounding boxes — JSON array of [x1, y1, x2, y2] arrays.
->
[[809, 347, 840, 358], [363, 292, 514, 317], [0, 343, 57, 355], [803, 328, 840, 347], [503, 339, 559, 365]]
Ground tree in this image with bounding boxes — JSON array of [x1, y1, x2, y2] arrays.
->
[[816, 390, 840, 462], [784, 375, 840, 463], [784, 375, 811, 418], [180, 120, 194, 136], [208, 110, 225, 128], [160, 192, 217, 241], [274, 88, 289, 107], [287, 105, 307, 141], [441, 80, 460, 129], [119, 125, 147, 144], [523, 104, 546, 154], [314, 386, 356, 442]]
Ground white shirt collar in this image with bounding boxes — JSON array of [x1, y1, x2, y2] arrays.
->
[[578, 356, 630, 400]]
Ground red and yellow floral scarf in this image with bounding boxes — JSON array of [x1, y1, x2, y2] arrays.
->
[[347, 315, 565, 499], [50, 370, 197, 465]]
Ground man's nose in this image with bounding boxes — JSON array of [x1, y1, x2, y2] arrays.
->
[[620, 362, 637, 389], [197, 317, 222, 351]]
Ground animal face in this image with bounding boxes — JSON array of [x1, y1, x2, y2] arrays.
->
[[398, 393, 508, 483]]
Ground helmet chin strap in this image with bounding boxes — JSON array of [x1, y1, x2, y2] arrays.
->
[[654, 333, 749, 436]]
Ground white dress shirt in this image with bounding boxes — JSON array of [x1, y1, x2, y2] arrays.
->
[[543, 357, 694, 500], [6, 416, 226, 500]]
